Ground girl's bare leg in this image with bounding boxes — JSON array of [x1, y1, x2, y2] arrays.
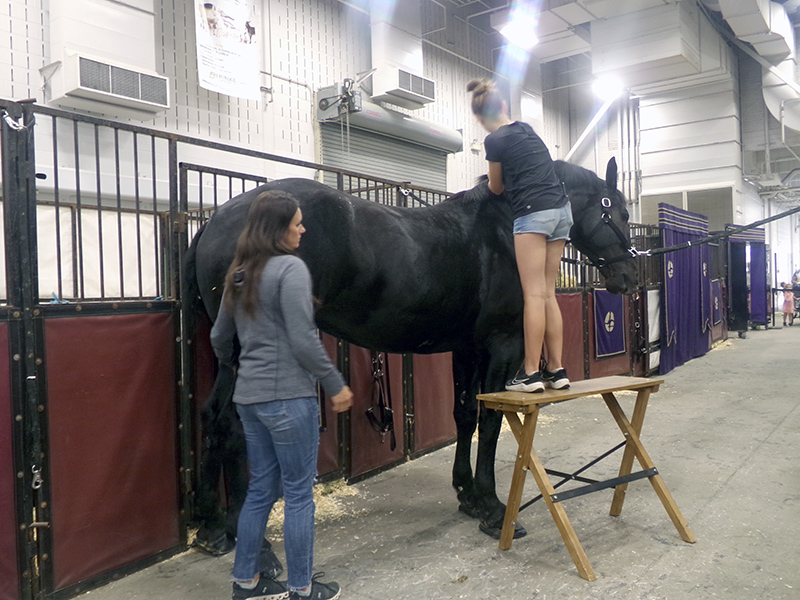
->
[[542, 239, 567, 370], [513, 233, 548, 374]]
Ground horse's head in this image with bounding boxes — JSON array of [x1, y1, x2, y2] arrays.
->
[[559, 158, 639, 294]]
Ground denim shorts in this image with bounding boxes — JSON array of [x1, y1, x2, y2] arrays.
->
[[513, 202, 573, 241]]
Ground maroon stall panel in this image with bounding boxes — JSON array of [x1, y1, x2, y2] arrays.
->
[[46, 314, 179, 591], [587, 293, 631, 378], [412, 353, 456, 454], [0, 323, 19, 600], [318, 334, 345, 477], [557, 293, 587, 383], [347, 344, 404, 479]]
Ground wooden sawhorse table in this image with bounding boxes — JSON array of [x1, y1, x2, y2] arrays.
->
[[477, 375, 696, 581]]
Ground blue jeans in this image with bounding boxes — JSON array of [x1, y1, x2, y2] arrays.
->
[[232, 397, 319, 591]]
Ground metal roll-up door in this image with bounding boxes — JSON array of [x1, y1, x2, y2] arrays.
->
[[320, 122, 447, 190]]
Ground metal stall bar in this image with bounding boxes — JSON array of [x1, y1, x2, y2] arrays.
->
[[93, 124, 106, 299], [49, 117, 65, 302], [2, 102, 49, 600]]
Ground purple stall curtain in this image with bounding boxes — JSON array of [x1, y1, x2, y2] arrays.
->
[[594, 289, 626, 357], [711, 279, 723, 325], [725, 226, 767, 325], [749, 243, 767, 324], [659, 204, 711, 375]]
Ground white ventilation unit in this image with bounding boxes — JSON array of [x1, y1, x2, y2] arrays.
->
[[49, 53, 169, 115], [371, 67, 435, 109]]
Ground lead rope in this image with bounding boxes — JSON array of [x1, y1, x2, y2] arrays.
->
[[644, 203, 800, 257]]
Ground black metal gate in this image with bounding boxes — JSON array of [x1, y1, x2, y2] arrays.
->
[[0, 98, 660, 600], [0, 99, 460, 600], [1, 101, 187, 600]]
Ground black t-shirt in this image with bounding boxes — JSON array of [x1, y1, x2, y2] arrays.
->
[[484, 121, 566, 220]]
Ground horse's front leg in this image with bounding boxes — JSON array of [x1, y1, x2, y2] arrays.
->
[[474, 345, 528, 539], [451, 349, 481, 516]]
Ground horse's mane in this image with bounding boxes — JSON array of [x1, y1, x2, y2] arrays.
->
[[553, 160, 604, 194], [440, 175, 492, 204], [442, 162, 606, 207]]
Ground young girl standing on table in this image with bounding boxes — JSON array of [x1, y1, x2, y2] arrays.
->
[[467, 78, 572, 393]]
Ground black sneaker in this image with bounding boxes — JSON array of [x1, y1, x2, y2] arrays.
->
[[542, 367, 570, 390], [232, 575, 289, 600], [505, 368, 544, 393], [289, 573, 341, 600]]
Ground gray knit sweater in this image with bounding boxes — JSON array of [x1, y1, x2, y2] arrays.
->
[[210, 255, 345, 404]]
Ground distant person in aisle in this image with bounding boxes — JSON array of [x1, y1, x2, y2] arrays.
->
[[781, 282, 795, 326]]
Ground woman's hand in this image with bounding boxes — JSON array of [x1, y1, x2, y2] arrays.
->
[[330, 385, 353, 413]]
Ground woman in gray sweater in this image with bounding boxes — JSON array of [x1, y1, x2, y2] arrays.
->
[[211, 190, 353, 600]]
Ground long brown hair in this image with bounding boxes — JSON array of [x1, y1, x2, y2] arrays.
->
[[222, 190, 299, 317], [466, 78, 504, 119]]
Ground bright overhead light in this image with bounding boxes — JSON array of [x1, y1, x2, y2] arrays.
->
[[499, 5, 540, 51], [592, 75, 624, 101]]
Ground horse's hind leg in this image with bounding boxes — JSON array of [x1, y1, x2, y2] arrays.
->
[[193, 366, 284, 576], [451, 349, 481, 517], [194, 365, 241, 554]]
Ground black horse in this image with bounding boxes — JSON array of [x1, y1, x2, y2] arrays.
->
[[185, 158, 638, 552]]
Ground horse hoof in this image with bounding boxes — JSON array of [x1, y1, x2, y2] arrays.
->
[[458, 503, 482, 520], [193, 529, 235, 556], [478, 520, 527, 540], [259, 540, 284, 579]]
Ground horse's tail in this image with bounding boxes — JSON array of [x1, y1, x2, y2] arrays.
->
[[183, 222, 207, 315]]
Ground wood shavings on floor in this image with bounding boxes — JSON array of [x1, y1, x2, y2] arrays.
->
[[267, 479, 362, 540]]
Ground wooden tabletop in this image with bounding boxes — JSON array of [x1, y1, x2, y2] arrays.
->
[[477, 375, 664, 411]]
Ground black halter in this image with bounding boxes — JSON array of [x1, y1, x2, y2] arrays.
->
[[572, 196, 640, 269]]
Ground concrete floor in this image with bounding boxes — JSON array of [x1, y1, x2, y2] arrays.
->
[[78, 323, 800, 600]]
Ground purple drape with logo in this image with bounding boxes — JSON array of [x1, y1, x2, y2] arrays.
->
[[594, 289, 626, 357], [711, 279, 722, 325], [659, 204, 711, 374]]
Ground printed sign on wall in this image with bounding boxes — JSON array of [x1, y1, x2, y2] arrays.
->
[[195, 1, 260, 100]]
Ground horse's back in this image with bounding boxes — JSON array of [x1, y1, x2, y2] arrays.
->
[[190, 177, 521, 353]]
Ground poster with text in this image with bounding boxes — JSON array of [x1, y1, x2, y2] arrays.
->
[[195, 1, 260, 100]]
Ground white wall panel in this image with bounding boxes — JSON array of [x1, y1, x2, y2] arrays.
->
[[1, 1, 502, 193], [1, 0, 48, 102], [641, 142, 741, 174], [771, 214, 796, 285], [640, 75, 742, 199], [643, 166, 741, 195], [640, 118, 740, 153], [738, 184, 764, 226], [640, 88, 738, 130], [416, 44, 495, 191]]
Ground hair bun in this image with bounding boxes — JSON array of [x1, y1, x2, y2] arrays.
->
[[466, 79, 486, 93]]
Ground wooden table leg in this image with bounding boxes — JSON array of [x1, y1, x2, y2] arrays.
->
[[606, 387, 653, 516], [502, 409, 596, 580], [524, 438, 597, 581], [499, 410, 538, 550], [602, 394, 697, 544]]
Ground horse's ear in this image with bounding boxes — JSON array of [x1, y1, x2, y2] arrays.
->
[[605, 157, 618, 190]]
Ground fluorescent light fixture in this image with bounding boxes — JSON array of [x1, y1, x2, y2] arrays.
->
[[592, 75, 624, 101], [499, 5, 539, 51]]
